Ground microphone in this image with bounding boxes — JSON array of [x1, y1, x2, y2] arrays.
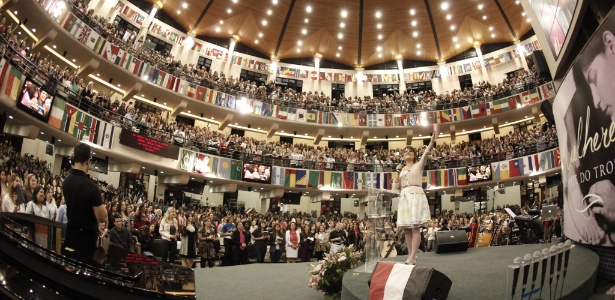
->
[[521, 254, 532, 298], [554, 243, 565, 299], [528, 251, 541, 300], [511, 256, 522, 298], [538, 248, 549, 300]]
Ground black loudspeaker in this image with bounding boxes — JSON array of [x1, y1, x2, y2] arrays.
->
[[434, 230, 469, 254], [540, 100, 555, 126], [530, 50, 551, 80], [368, 262, 452, 300]]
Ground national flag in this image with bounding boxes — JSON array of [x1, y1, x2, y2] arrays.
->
[[186, 83, 197, 98], [147, 68, 159, 83], [457, 168, 467, 185], [323, 171, 331, 188], [521, 156, 532, 175], [166, 76, 176, 90], [448, 169, 456, 186], [380, 172, 398, 190], [113, 48, 126, 65], [521, 91, 531, 105], [277, 106, 288, 120], [492, 162, 501, 180], [377, 114, 385, 127], [540, 151, 553, 171], [178, 149, 195, 171], [230, 160, 242, 180], [308, 170, 320, 189], [500, 161, 510, 179], [210, 157, 219, 176], [553, 149, 561, 167], [0, 59, 8, 86], [206, 89, 217, 103], [450, 108, 459, 121], [195, 86, 206, 101], [284, 169, 296, 188], [97, 121, 115, 149], [509, 159, 522, 177], [172, 77, 181, 92], [86, 31, 104, 53], [355, 172, 367, 190], [461, 107, 472, 120], [437, 169, 448, 186], [272, 167, 285, 186], [68, 18, 84, 37], [470, 104, 480, 117], [485, 102, 493, 115], [507, 96, 519, 110], [439, 110, 451, 123], [367, 114, 377, 127], [4, 66, 22, 99], [492, 98, 507, 114], [529, 88, 540, 103], [332, 112, 342, 125], [539, 82, 556, 99], [120, 53, 132, 70], [217, 158, 231, 179], [343, 172, 354, 189], [102, 43, 120, 61], [307, 110, 317, 123], [527, 155, 540, 172], [330, 172, 342, 189], [366, 172, 380, 189], [297, 109, 307, 122], [48, 96, 66, 129], [129, 58, 141, 75], [421, 170, 428, 188], [296, 170, 307, 188]]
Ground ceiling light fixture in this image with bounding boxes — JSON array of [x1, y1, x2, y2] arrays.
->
[[491, 33, 495, 38], [338, 46, 343, 50], [301, 28, 307, 35], [297, 40, 303, 46], [305, 18, 309, 23], [232, 0, 238, 3], [336, 53, 340, 57], [177, 10, 180, 14], [489, 26, 493, 31], [215, 27, 221, 32], [453, 36, 458, 42], [306, 5, 312, 13], [450, 25, 455, 30], [483, 15, 487, 20], [375, 11, 382, 18], [416, 43, 421, 48], [377, 34, 383, 40], [441, 2, 449, 10], [338, 33, 343, 39], [255, 40, 259, 44], [410, 8, 415, 15], [478, 4, 483, 9], [262, 20, 268, 26], [377, 23, 382, 29], [267, 9, 272, 15], [296, 48, 301, 52], [411, 20, 417, 26], [272, 0, 278, 4], [417, 50, 421, 55], [446, 14, 451, 20], [220, 20, 224, 24], [456, 44, 460, 48], [182, 2, 187, 8], [340, 22, 345, 28], [341, 10, 348, 18], [227, 8, 232, 13], [527, 18, 531, 22], [412, 31, 418, 37], [259, 32, 264, 37], [376, 46, 382, 51], [378, 53, 382, 58]]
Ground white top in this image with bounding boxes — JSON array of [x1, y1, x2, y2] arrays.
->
[[2, 194, 24, 213], [399, 149, 430, 193], [47, 202, 57, 220], [26, 201, 50, 219]]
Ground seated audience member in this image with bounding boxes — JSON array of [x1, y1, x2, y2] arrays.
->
[[136, 225, 153, 255], [109, 214, 135, 253], [25, 186, 50, 218]]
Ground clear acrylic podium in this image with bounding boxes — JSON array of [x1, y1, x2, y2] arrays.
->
[[361, 187, 398, 273]]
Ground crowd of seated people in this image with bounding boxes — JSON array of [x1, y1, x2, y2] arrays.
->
[[0, 135, 563, 268], [61, 0, 545, 114], [0, 15, 558, 176]]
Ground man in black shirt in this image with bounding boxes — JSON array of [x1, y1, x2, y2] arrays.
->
[[109, 214, 135, 253], [61, 143, 107, 267]]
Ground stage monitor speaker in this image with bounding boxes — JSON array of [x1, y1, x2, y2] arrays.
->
[[434, 230, 469, 254], [368, 262, 452, 300], [530, 50, 550, 80]]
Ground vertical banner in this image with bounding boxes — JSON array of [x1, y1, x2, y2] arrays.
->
[[553, 11, 615, 247]]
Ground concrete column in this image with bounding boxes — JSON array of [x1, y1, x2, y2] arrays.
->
[[474, 45, 490, 81], [355, 68, 365, 98], [515, 40, 530, 71], [223, 38, 237, 75], [396, 57, 406, 92], [137, 4, 160, 40], [314, 55, 321, 93], [268, 59, 279, 83]]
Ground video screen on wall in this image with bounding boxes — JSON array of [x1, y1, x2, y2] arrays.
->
[[242, 163, 271, 183], [530, 0, 578, 58], [467, 165, 492, 182], [17, 79, 55, 122]]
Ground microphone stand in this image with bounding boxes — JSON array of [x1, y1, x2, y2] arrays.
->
[[553, 243, 564, 300], [510, 257, 522, 299], [548, 245, 557, 299], [521, 254, 532, 299], [558, 240, 573, 299]]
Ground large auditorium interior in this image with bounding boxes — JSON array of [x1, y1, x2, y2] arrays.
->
[[0, 0, 613, 299]]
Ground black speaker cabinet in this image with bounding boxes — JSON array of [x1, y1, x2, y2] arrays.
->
[[434, 230, 469, 254], [369, 263, 452, 300]]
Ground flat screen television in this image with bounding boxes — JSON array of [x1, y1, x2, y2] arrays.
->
[[242, 163, 271, 184], [17, 79, 55, 122], [467, 165, 492, 182], [89, 156, 109, 174]]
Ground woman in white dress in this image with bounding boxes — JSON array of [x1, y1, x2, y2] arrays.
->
[[25, 186, 50, 219], [285, 222, 300, 263], [395, 124, 438, 265], [2, 174, 24, 213]]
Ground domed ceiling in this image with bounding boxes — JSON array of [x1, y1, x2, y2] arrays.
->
[[147, 0, 532, 67]]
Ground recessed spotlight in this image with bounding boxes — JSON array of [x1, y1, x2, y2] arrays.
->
[[57, 139, 61, 142], [305, 18, 309, 23], [297, 40, 303, 46], [377, 23, 382, 29], [417, 50, 421, 55], [411, 20, 417, 27], [483, 15, 487, 20], [72, 59, 76, 62], [177, 10, 181, 14], [338, 45, 343, 50], [527, 18, 531, 22], [267, 9, 272, 15], [478, 4, 483, 9], [489, 26, 493, 31], [522, 12, 526, 16], [453, 36, 458, 42], [416, 43, 421, 48], [164, 102, 167, 105], [259, 32, 264, 37], [262, 20, 268, 26], [219, 20, 224, 24], [336, 53, 340, 57], [375, 11, 382, 18], [296, 48, 301, 52], [96, 73, 100, 76], [456, 44, 460, 48], [306, 5, 312, 13], [340, 22, 345, 28], [338, 33, 343, 39], [377, 34, 383, 40], [215, 27, 221, 32], [141, 94, 144, 97], [412, 31, 418, 37], [450, 25, 455, 30], [410, 9, 415, 15], [160, 171, 164, 174], [515, 0, 520, 4], [446, 14, 451, 20], [255, 39, 259, 44], [232, 0, 237, 3], [118, 84, 121, 87], [8, 115, 12, 119], [188, 110, 191, 113], [40, 132, 44, 135], [491, 33, 495, 38], [441, 2, 449, 10], [378, 53, 382, 58], [227, 8, 232, 13], [272, 0, 278, 4], [301, 28, 307, 35], [376, 46, 382, 51], [52, 45, 56, 49], [31, 28, 36, 33], [341, 10, 348, 18]]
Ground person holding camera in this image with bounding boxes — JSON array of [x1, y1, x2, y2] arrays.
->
[[269, 223, 284, 263], [329, 223, 346, 253]]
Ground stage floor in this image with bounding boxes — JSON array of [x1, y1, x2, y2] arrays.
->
[[342, 242, 598, 300]]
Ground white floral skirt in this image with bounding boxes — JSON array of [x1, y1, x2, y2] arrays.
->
[[397, 191, 431, 228]]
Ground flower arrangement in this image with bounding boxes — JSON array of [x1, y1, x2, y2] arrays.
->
[[308, 246, 366, 296]]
